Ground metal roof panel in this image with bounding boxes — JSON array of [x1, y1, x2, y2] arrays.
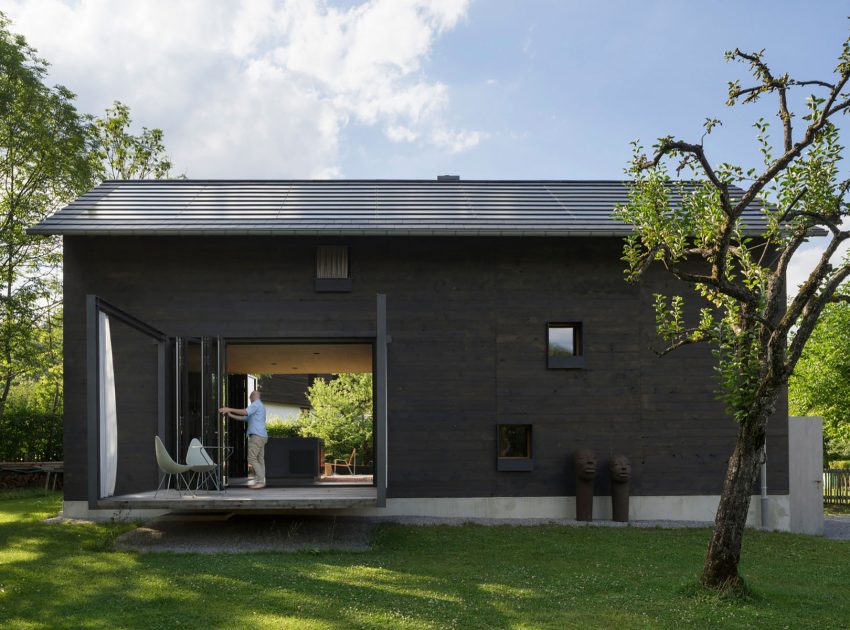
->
[[28, 179, 773, 236]]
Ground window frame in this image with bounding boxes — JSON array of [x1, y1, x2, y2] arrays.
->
[[496, 423, 534, 472], [546, 321, 585, 369], [315, 245, 352, 292]]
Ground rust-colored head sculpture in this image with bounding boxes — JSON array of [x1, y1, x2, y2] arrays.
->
[[574, 448, 597, 481], [610, 454, 631, 483]]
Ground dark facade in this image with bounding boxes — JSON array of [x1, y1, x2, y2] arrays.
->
[[62, 234, 790, 502]]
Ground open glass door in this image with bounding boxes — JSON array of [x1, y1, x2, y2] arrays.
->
[[175, 335, 224, 485], [202, 335, 226, 485], [175, 337, 201, 461]]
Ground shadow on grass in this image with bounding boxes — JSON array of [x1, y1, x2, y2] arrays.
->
[[1, 497, 850, 628]]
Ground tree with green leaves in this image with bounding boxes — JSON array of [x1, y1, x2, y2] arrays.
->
[[617, 35, 850, 588], [298, 373, 373, 465], [0, 12, 97, 417], [789, 302, 850, 461], [91, 100, 175, 180]]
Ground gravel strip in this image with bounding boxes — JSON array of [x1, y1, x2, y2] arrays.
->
[[115, 514, 375, 553], [824, 515, 850, 540], [98, 513, 850, 552], [369, 515, 715, 528]]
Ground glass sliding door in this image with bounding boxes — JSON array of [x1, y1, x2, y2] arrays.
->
[[201, 336, 226, 484], [175, 336, 224, 482], [175, 337, 203, 462]]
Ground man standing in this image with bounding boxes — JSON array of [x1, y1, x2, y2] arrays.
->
[[219, 390, 267, 489]]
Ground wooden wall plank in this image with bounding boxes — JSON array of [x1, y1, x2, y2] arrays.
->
[[62, 235, 790, 502]]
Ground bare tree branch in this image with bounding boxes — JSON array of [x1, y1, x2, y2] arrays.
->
[[641, 139, 731, 213], [654, 330, 710, 357], [786, 263, 850, 374], [728, 48, 794, 151], [779, 230, 850, 335]]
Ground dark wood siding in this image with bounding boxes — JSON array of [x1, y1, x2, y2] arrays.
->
[[62, 235, 789, 501]]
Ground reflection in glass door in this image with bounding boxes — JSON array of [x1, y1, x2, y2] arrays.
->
[[175, 336, 224, 485], [201, 336, 225, 485], [175, 337, 202, 461]]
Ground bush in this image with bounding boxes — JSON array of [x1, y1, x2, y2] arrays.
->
[[298, 373, 373, 464], [0, 405, 62, 461], [265, 417, 302, 438], [828, 460, 850, 470]]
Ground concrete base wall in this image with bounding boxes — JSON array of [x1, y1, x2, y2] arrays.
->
[[345, 495, 790, 531], [62, 501, 169, 521], [63, 494, 791, 530]]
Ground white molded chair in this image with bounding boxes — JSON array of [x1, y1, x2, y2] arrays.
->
[[154, 435, 193, 497], [186, 438, 220, 492]]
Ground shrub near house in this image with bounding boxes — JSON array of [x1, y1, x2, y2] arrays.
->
[[297, 373, 373, 466]]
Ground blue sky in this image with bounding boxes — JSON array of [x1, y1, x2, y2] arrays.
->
[[6, 0, 850, 289], [9, 0, 850, 181], [345, 0, 850, 179]]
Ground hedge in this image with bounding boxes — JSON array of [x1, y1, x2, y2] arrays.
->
[[0, 408, 62, 461]]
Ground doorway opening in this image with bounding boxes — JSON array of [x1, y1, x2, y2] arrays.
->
[[175, 340, 376, 489]]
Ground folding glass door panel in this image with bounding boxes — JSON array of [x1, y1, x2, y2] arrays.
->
[[175, 336, 224, 480]]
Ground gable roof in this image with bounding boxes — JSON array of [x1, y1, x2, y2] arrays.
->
[[28, 179, 771, 237]]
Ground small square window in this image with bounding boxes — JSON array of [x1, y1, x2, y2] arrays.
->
[[497, 424, 533, 471], [547, 322, 584, 369]]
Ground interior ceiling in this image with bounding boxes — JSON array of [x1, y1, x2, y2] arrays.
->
[[227, 343, 372, 375]]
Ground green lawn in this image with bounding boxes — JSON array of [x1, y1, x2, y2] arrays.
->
[[0, 490, 847, 629]]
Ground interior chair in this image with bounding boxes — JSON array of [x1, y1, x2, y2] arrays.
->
[[154, 435, 194, 497], [186, 438, 220, 492], [330, 448, 357, 475]]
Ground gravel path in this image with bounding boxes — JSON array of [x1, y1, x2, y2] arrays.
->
[[111, 514, 850, 553], [114, 514, 722, 554], [373, 516, 715, 528], [824, 515, 850, 540], [115, 514, 375, 553]]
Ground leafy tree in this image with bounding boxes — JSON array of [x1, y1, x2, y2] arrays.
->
[[0, 12, 97, 417], [0, 11, 176, 461], [91, 101, 175, 180], [789, 302, 850, 461], [298, 373, 373, 465], [617, 36, 850, 588]]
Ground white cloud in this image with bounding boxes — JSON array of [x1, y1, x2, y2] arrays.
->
[[430, 129, 487, 153], [386, 125, 418, 143], [786, 227, 850, 298], [4, 0, 479, 178]]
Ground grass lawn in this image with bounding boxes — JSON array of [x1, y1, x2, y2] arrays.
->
[[0, 490, 848, 629]]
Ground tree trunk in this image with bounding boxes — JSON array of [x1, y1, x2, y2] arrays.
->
[[0, 371, 11, 418], [701, 415, 767, 588]]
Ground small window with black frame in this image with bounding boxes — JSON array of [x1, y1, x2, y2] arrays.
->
[[497, 424, 533, 471], [547, 322, 584, 368]]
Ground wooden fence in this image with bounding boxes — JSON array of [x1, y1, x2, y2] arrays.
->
[[823, 469, 850, 505]]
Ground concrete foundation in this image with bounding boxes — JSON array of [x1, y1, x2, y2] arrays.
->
[[63, 494, 792, 530]]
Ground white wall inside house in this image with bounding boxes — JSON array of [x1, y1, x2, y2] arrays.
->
[[265, 401, 303, 422]]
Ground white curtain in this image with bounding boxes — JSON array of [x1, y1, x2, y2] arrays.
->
[[99, 312, 118, 498]]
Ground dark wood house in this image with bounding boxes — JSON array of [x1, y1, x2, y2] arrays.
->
[[30, 179, 795, 527]]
